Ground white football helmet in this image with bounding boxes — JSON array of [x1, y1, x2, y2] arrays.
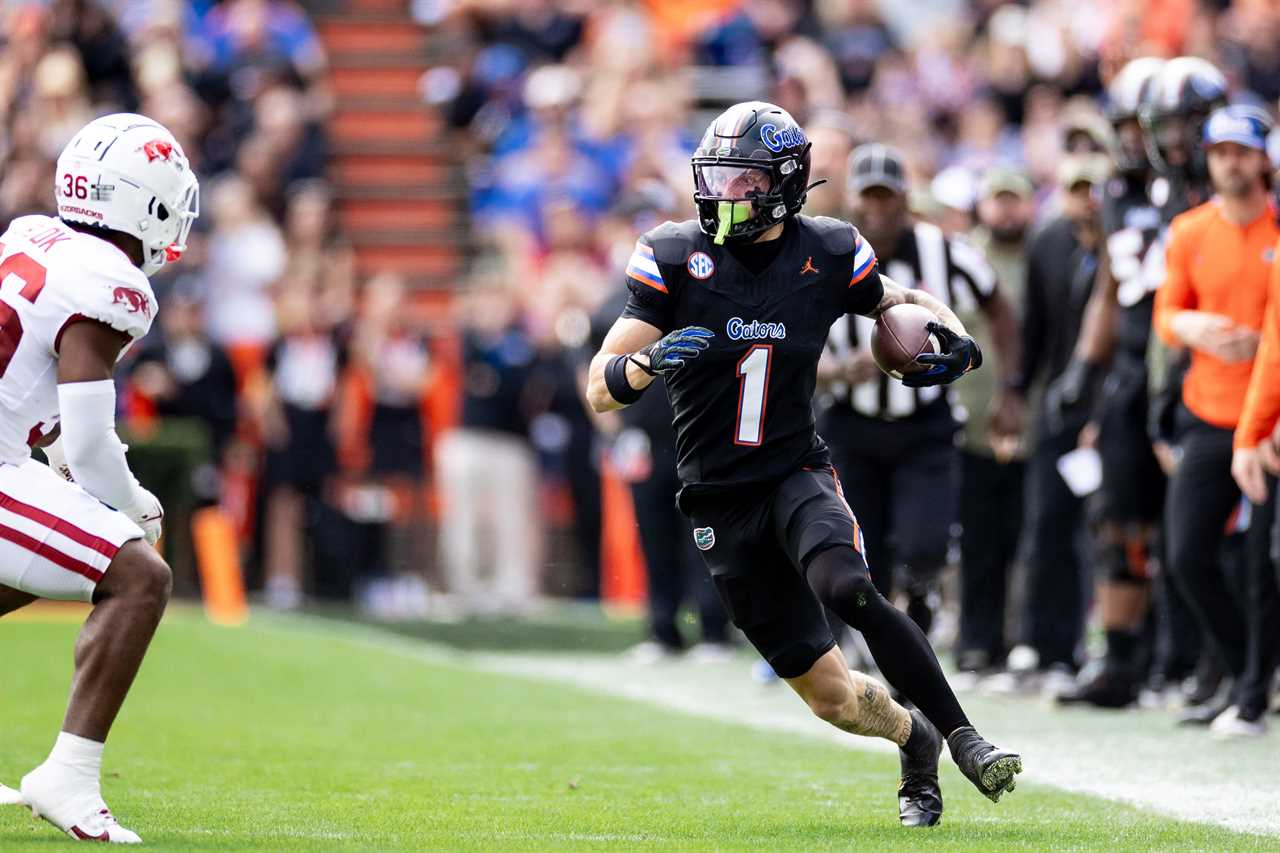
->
[[55, 113, 200, 276]]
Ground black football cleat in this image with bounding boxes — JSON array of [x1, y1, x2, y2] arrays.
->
[[946, 726, 1022, 803], [897, 709, 943, 827], [1055, 667, 1139, 709]]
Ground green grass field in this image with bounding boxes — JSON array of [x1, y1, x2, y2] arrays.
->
[[0, 608, 1271, 851]]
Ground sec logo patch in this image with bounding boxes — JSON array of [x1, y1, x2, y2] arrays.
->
[[687, 251, 715, 280]]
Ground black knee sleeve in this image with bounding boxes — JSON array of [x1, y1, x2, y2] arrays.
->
[[1097, 529, 1155, 586], [806, 545, 889, 632]]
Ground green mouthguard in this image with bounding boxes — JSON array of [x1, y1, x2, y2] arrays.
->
[[713, 201, 753, 245]]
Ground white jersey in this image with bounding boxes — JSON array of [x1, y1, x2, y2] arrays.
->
[[0, 215, 157, 465]]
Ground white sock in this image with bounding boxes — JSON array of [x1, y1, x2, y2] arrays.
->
[[47, 732, 104, 780]]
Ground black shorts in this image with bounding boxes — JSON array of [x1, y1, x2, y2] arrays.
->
[[370, 403, 425, 478], [1096, 363, 1165, 523], [683, 466, 868, 679], [264, 404, 335, 491]]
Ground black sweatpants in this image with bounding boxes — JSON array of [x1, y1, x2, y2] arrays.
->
[[1163, 407, 1262, 688], [957, 450, 1025, 666], [631, 462, 729, 649], [1234, 477, 1280, 719], [1021, 423, 1088, 669], [822, 407, 958, 599]]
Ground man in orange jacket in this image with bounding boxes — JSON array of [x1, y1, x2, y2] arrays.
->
[[1153, 104, 1278, 735], [1233, 263, 1280, 495], [1230, 158, 1280, 739]]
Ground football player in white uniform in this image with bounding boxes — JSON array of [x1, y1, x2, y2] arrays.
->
[[0, 114, 198, 843]]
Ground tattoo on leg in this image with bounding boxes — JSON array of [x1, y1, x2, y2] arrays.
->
[[836, 674, 912, 746]]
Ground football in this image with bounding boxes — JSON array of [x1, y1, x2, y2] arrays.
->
[[870, 303, 940, 379]]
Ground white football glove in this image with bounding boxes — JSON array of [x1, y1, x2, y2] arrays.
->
[[123, 487, 164, 546]]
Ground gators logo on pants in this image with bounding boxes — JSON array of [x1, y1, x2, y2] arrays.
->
[[693, 527, 715, 551]]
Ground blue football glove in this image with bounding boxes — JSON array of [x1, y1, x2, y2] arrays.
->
[[634, 326, 715, 375], [901, 322, 983, 388]]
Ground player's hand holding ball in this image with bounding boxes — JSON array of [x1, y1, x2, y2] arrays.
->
[[636, 326, 715, 375], [871, 304, 981, 387], [910, 323, 981, 387]]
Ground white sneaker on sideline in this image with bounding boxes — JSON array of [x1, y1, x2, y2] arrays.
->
[[0, 783, 24, 805], [1041, 665, 1077, 701], [625, 641, 678, 665], [1209, 705, 1268, 739], [20, 761, 141, 844], [688, 643, 734, 664]]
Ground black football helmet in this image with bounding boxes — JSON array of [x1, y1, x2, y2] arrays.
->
[[1138, 57, 1229, 180], [691, 101, 816, 245], [1105, 56, 1165, 175]]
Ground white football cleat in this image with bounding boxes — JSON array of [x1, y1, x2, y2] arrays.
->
[[0, 783, 24, 805], [1209, 705, 1269, 739], [20, 762, 141, 843]]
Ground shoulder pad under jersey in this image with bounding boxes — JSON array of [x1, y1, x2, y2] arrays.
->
[[65, 247, 158, 343], [642, 219, 706, 266], [797, 215, 858, 255]]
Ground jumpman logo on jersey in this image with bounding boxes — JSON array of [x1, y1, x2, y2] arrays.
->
[[799, 256, 820, 275]]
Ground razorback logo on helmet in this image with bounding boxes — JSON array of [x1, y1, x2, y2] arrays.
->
[[140, 140, 174, 163], [112, 286, 152, 320]]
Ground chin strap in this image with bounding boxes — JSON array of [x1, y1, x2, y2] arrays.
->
[[804, 179, 828, 194]]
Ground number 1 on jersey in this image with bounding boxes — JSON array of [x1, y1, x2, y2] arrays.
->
[[734, 344, 772, 446]]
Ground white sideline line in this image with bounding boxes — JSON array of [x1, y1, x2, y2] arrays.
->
[[270, 615, 1280, 838]]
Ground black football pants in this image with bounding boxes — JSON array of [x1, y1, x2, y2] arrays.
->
[[1021, 423, 1088, 669], [957, 449, 1025, 666]]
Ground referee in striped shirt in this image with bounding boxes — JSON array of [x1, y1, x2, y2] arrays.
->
[[818, 144, 1020, 632]]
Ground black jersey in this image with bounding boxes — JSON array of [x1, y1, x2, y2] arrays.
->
[[1101, 174, 1162, 364], [620, 215, 883, 506]]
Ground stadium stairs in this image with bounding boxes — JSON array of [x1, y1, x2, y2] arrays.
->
[[311, 0, 463, 312]]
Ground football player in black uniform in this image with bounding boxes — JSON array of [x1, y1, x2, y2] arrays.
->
[[1053, 57, 1168, 708], [1136, 58, 1231, 712], [586, 102, 1021, 827], [1057, 57, 1231, 711]]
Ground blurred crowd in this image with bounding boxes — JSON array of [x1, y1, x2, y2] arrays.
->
[[8, 0, 1280, 725], [426, 0, 1280, 732], [0, 0, 441, 614]]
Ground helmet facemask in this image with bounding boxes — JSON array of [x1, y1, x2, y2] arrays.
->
[[693, 162, 784, 244], [142, 175, 200, 275], [693, 154, 808, 245]]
